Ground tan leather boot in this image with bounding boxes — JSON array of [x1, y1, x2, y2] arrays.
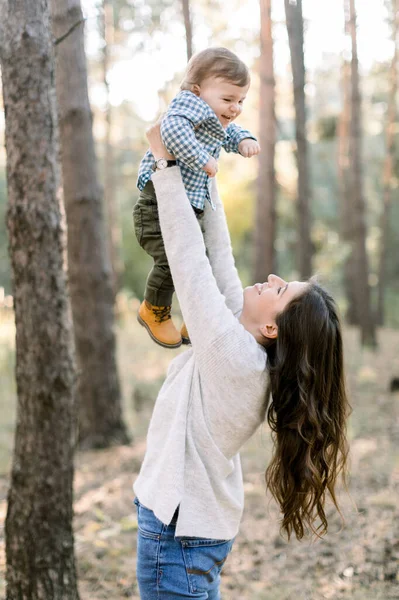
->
[[181, 323, 191, 345], [138, 300, 182, 349]]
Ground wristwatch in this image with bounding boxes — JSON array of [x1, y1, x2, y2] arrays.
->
[[153, 159, 177, 171]]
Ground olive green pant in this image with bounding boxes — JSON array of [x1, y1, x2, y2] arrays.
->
[[133, 180, 204, 307]]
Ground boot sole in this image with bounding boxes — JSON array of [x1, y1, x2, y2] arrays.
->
[[137, 314, 182, 349], [181, 337, 191, 345]]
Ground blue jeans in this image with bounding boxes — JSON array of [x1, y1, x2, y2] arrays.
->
[[134, 498, 235, 599]]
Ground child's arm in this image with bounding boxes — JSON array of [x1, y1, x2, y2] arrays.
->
[[160, 115, 212, 172], [223, 123, 260, 156]]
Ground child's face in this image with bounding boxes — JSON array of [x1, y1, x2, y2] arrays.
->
[[193, 77, 250, 128]]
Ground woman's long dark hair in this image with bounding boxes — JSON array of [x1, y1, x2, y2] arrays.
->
[[264, 280, 350, 540]]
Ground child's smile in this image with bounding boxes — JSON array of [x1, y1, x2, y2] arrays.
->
[[193, 77, 250, 129]]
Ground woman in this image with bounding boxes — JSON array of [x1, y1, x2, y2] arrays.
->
[[133, 124, 350, 599]]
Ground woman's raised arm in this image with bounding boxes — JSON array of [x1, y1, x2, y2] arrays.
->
[[151, 166, 239, 357], [202, 178, 243, 317]]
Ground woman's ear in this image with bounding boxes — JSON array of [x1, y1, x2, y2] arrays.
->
[[192, 84, 201, 96], [260, 323, 278, 340]]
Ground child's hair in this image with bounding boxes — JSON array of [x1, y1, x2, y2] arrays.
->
[[180, 47, 250, 91]]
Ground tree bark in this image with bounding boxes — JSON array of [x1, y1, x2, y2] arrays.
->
[[102, 0, 124, 298], [50, 0, 130, 448], [347, 0, 376, 346], [0, 0, 79, 597], [377, 0, 398, 325], [284, 0, 313, 279], [254, 0, 276, 282], [181, 0, 193, 61]]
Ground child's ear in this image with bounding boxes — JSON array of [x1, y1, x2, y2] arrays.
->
[[191, 84, 201, 97]]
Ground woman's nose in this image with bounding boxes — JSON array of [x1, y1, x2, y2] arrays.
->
[[267, 274, 285, 286]]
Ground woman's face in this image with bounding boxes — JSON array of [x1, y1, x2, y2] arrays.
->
[[241, 274, 308, 341]]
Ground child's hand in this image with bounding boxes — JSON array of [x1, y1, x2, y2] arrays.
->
[[238, 139, 261, 158], [203, 156, 218, 178]]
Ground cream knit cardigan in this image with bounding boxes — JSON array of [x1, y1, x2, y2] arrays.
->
[[133, 168, 268, 540]]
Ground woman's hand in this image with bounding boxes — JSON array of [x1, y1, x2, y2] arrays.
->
[[146, 118, 175, 161]]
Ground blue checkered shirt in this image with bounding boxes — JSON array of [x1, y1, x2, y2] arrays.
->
[[137, 91, 257, 210]]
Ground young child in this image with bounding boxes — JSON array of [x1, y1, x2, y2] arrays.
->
[[133, 47, 260, 349]]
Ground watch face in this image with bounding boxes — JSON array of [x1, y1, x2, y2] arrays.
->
[[156, 158, 168, 170]]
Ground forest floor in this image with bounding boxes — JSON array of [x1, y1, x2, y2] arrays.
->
[[0, 307, 398, 599]]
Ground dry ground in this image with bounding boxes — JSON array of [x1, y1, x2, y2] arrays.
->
[[0, 307, 398, 599]]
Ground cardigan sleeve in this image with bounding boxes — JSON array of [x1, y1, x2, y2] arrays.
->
[[202, 178, 243, 317], [151, 167, 239, 358]]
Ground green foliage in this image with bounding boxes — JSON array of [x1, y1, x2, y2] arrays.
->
[[315, 115, 338, 141], [0, 320, 16, 474], [0, 169, 11, 294]]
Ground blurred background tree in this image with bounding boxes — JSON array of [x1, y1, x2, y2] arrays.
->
[[254, 0, 276, 283], [285, 0, 313, 280], [346, 0, 376, 347], [51, 0, 130, 449], [377, 0, 399, 326], [181, 0, 193, 60]]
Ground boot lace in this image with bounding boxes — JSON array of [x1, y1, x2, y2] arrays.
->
[[152, 306, 171, 324]]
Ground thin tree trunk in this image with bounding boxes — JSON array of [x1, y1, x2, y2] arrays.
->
[[51, 0, 130, 448], [347, 0, 376, 346], [284, 0, 313, 279], [254, 0, 276, 282], [103, 0, 124, 298], [0, 0, 79, 596], [377, 0, 398, 325], [338, 55, 358, 324], [181, 0, 193, 61]]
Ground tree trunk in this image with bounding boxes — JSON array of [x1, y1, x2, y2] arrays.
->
[[347, 0, 376, 346], [254, 0, 276, 282], [338, 54, 358, 324], [284, 0, 313, 279], [377, 0, 398, 325], [181, 0, 193, 61], [0, 0, 79, 597], [51, 0, 130, 448], [102, 0, 124, 298]]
